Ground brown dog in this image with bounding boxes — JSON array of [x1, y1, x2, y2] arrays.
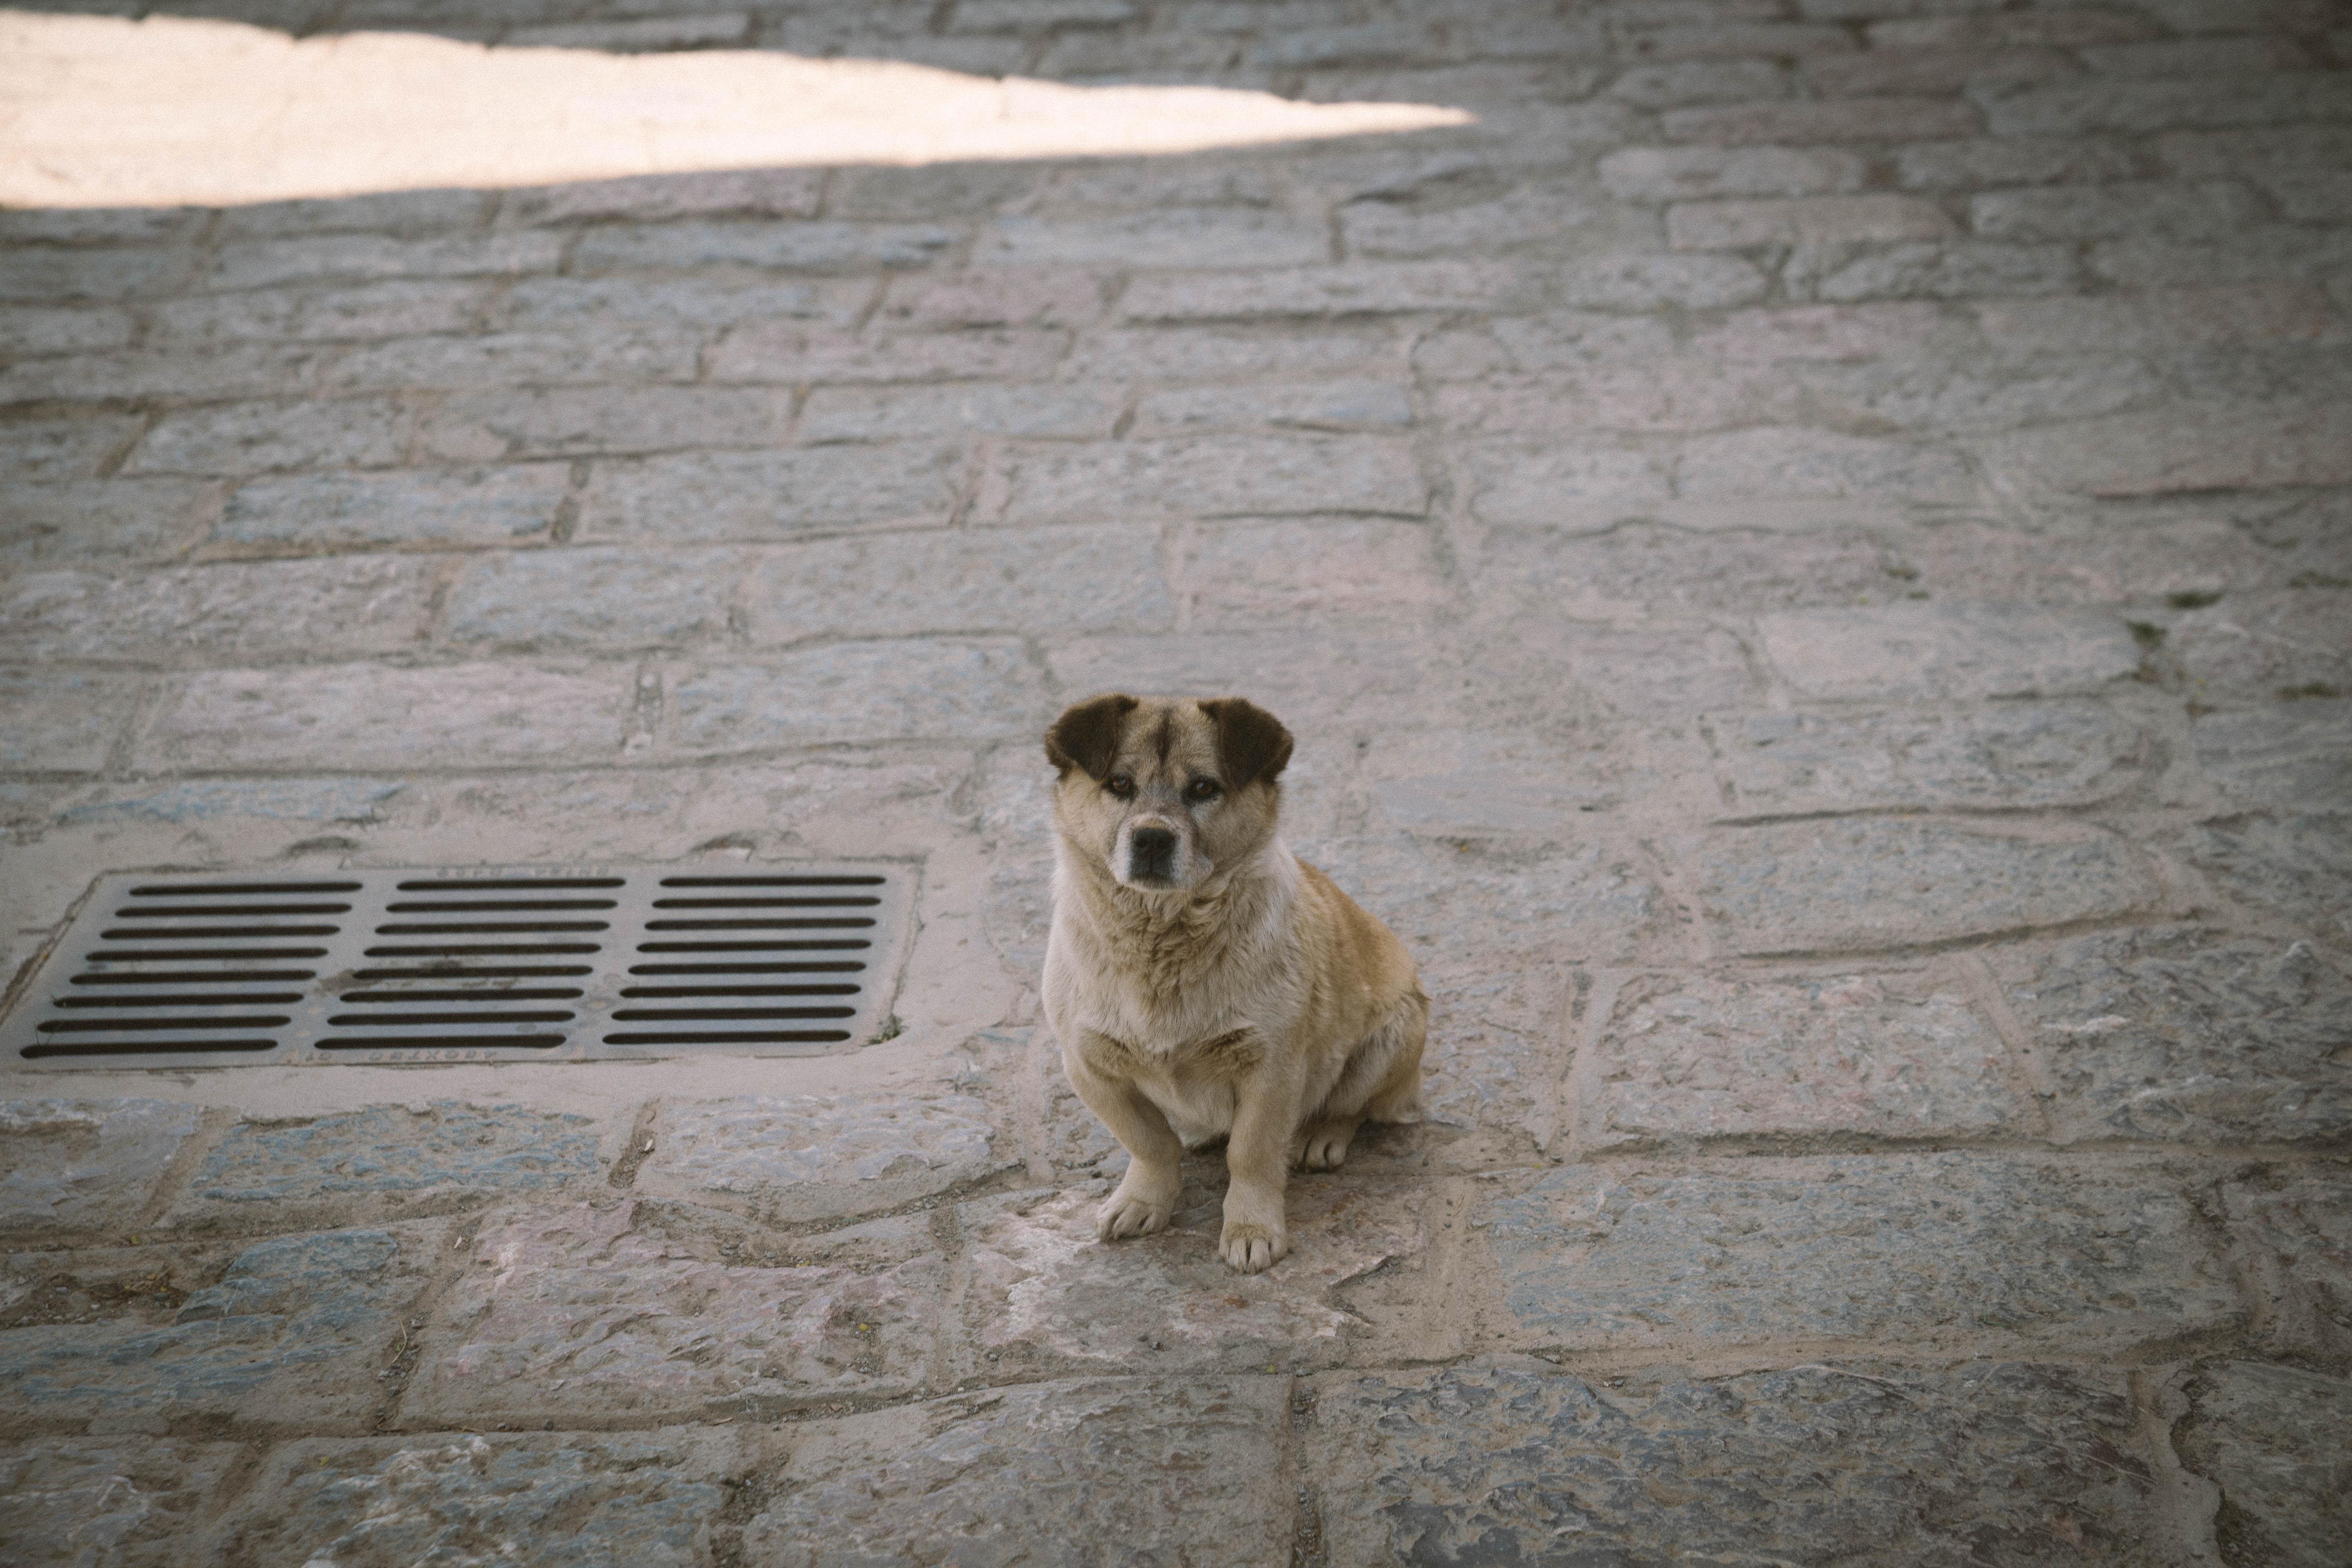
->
[[1040, 693, 1426, 1273]]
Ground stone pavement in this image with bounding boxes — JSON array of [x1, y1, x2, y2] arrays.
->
[[4, 0, 2352, 1563]]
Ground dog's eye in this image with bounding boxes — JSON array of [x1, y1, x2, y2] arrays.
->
[[1105, 775, 1135, 799], [1185, 779, 1222, 804]]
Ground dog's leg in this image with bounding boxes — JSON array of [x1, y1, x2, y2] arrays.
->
[[1067, 1050, 1183, 1242], [1294, 991, 1427, 1171], [1221, 1079, 1292, 1274]]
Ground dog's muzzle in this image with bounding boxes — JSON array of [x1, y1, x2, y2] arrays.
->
[[1127, 825, 1178, 883]]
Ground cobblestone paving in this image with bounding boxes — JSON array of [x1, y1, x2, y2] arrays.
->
[[4, 0, 2352, 1563]]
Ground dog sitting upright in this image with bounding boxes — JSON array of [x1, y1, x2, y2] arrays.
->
[[1041, 693, 1427, 1274]]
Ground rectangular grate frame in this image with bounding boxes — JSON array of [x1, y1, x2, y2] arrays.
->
[[0, 864, 914, 1070]]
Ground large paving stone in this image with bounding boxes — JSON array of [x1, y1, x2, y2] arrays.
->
[[1481, 1155, 2238, 1349], [0, 668, 144, 772], [1475, 520, 1904, 617], [219, 466, 568, 550], [1573, 971, 2022, 1154], [0, 1226, 435, 1427], [2172, 1361, 2352, 1568], [962, 1169, 1427, 1371], [745, 524, 1175, 642], [1311, 1361, 2159, 1567], [1713, 701, 2144, 814], [217, 1430, 739, 1568], [1757, 603, 2143, 701], [412, 1199, 944, 1423], [2185, 813, 2352, 944], [982, 434, 1428, 522], [1, 478, 220, 571], [124, 398, 408, 477], [0, 1099, 203, 1234], [577, 445, 965, 542], [136, 662, 635, 770], [1684, 820, 2155, 956], [669, 639, 1047, 752], [2170, 590, 2352, 700], [0, 557, 437, 663], [640, 1091, 1008, 1222], [2224, 1176, 2352, 1350], [1995, 931, 2352, 1144], [1988, 403, 2352, 497], [441, 546, 744, 649], [740, 1378, 1295, 1566], [185, 1102, 603, 1211], [56, 776, 405, 826], [1185, 519, 1446, 626], [0, 1438, 246, 1568]]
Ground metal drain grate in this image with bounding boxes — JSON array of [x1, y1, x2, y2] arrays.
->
[[0, 865, 913, 1069]]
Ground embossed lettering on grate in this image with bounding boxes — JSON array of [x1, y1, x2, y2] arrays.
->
[[1, 866, 912, 1069]]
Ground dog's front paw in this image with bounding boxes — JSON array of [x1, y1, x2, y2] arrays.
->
[[1097, 1193, 1170, 1241], [1219, 1220, 1287, 1274]]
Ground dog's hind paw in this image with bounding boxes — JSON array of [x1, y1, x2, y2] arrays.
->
[[1291, 1118, 1358, 1172], [1219, 1221, 1287, 1274], [1097, 1194, 1169, 1241]]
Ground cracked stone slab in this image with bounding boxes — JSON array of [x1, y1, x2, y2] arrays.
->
[[961, 1168, 1425, 1372], [214, 1429, 744, 1568], [410, 1199, 944, 1425], [1684, 819, 2155, 956], [0, 1099, 203, 1234], [1310, 1361, 2158, 1568], [0, 1438, 246, 1568], [740, 1378, 1295, 1566], [1758, 603, 2142, 701], [2172, 1361, 2352, 1568], [176, 1102, 604, 1220], [1711, 701, 2143, 815], [1480, 1155, 2237, 1350], [639, 1091, 1009, 1222], [1993, 931, 2352, 1143], [1572, 971, 2024, 1154], [0, 1225, 438, 1428], [2185, 813, 2352, 944]]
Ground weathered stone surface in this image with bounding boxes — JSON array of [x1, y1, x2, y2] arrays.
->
[[56, 776, 405, 826], [1554, 252, 1768, 310], [0, 668, 142, 771], [1185, 519, 1445, 624], [1677, 428, 1976, 502], [137, 662, 633, 770], [0, 557, 437, 662], [1684, 820, 2154, 955], [671, 639, 1046, 752], [0, 1100, 203, 1233], [219, 465, 568, 550], [799, 381, 1122, 443], [1457, 436, 1671, 521], [1715, 701, 2144, 813], [2173, 1362, 2352, 1568], [442, 547, 742, 648], [187, 1103, 602, 1207], [641, 1092, 1007, 1221], [1600, 144, 1868, 201], [983, 434, 1427, 522], [1759, 603, 2142, 701], [218, 1431, 734, 1568], [962, 1170, 1425, 1370], [1574, 972, 2021, 1153], [1997, 931, 2352, 1145], [1990, 404, 2352, 496], [1116, 259, 1514, 320], [2171, 591, 2352, 700], [1313, 1363, 2158, 1567], [746, 525, 1174, 641], [2225, 1177, 2352, 1346], [0, 478, 219, 570], [1807, 240, 2081, 301], [740, 1379, 1295, 1566], [123, 399, 408, 477], [575, 445, 964, 541], [2192, 702, 2352, 811], [0, 1439, 246, 1568], [570, 220, 957, 273], [1483, 1155, 2236, 1347], [412, 1200, 943, 1421], [0, 417, 142, 483], [0, 1227, 432, 1425], [1134, 378, 1413, 434], [1670, 193, 1954, 249], [421, 386, 788, 461], [2186, 814, 2352, 943], [979, 208, 1324, 268]]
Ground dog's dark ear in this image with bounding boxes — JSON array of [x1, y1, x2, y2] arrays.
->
[[1201, 697, 1292, 790], [1045, 693, 1138, 779]]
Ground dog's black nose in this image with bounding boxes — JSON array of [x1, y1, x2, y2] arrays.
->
[[1130, 827, 1177, 878]]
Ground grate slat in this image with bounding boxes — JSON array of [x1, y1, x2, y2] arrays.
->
[[4, 865, 911, 1069]]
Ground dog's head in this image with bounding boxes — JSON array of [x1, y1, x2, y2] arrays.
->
[[1044, 693, 1292, 893]]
